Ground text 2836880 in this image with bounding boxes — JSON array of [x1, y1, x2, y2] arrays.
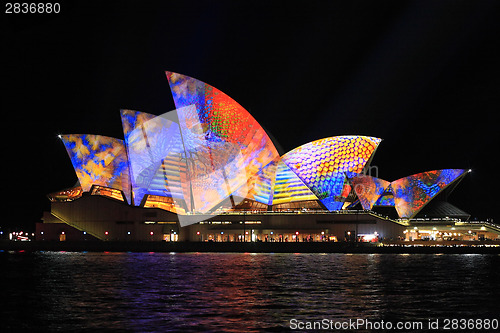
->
[[5, 3, 60, 14]]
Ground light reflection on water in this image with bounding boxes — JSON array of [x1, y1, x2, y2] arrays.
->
[[1, 252, 499, 331]]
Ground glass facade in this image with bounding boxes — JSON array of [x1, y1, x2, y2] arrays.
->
[[48, 186, 83, 202], [272, 159, 318, 206]]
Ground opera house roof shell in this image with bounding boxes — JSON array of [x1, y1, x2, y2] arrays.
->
[[54, 72, 468, 226]]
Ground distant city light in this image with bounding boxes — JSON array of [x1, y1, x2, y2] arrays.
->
[[362, 234, 378, 242]]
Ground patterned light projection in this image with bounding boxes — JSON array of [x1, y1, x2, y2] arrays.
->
[[350, 175, 390, 210], [281, 136, 382, 211], [166, 71, 280, 212], [175, 103, 241, 213], [374, 190, 395, 207], [61, 134, 131, 204], [120, 109, 186, 209], [57, 71, 469, 225], [231, 157, 278, 206], [272, 159, 318, 205], [391, 169, 466, 219]]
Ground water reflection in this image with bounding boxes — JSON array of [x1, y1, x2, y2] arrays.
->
[[1, 252, 499, 331]]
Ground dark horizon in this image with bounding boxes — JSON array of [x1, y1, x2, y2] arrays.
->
[[4, 0, 499, 230]]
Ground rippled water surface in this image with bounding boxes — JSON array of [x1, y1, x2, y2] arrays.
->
[[1, 252, 499, 331]]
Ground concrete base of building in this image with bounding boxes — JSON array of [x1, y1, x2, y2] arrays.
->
[[39, 194, 408, 242]]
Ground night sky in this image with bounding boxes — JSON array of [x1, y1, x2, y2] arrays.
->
[[4, 0, 499, 230]]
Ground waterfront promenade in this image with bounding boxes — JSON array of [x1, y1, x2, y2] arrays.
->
[[1, 240, 499, 254]]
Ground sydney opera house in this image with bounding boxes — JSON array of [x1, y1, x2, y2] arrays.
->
[[38, 72, 498, 242]]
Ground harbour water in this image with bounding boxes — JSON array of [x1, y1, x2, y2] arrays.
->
[[1, 252, 499, 331]]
